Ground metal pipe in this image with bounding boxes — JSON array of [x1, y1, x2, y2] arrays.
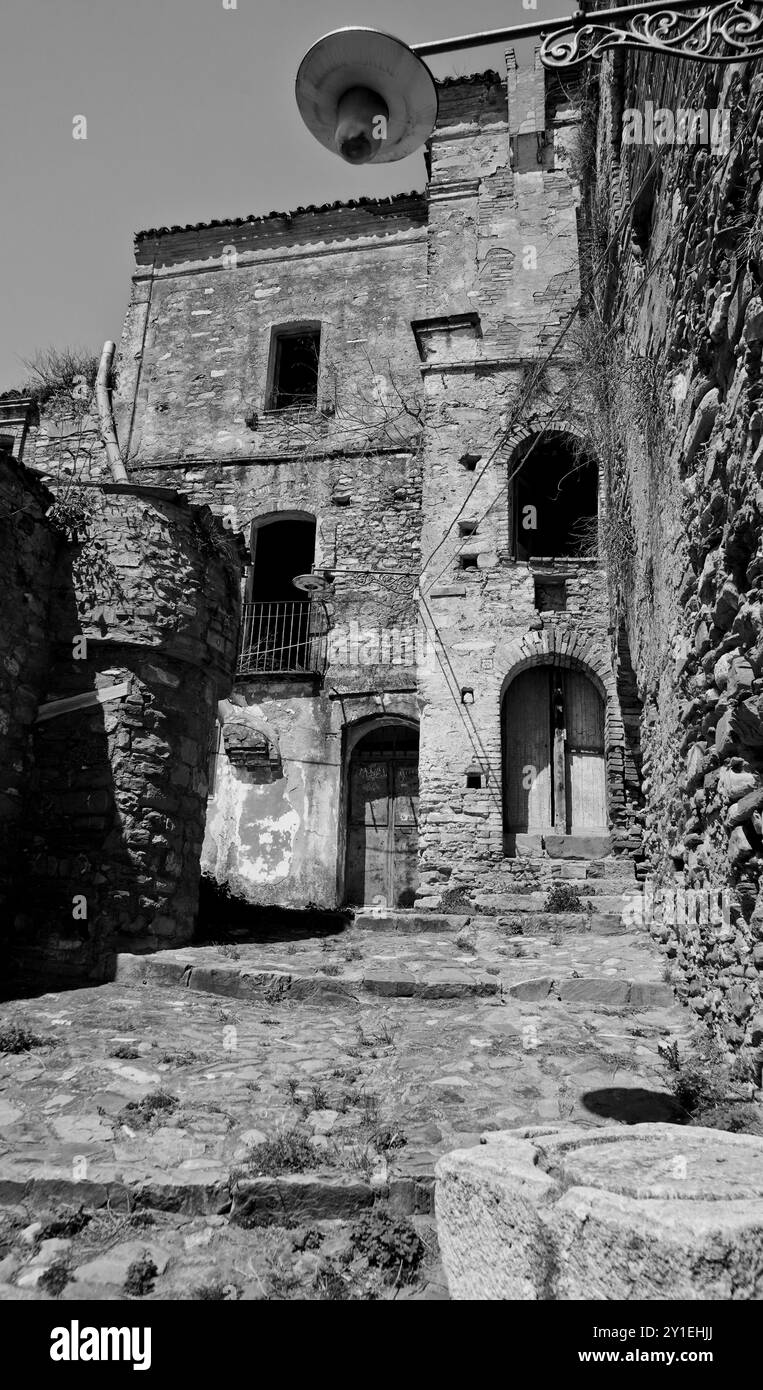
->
[[410, 0, 734, 56], [95, 340, 129, 483]]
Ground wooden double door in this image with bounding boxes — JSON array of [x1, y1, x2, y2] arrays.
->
[[345, 727, 419, 908], [504, 667, 607, 834]]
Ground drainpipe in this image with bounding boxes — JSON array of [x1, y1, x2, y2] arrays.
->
[[95, 340, 129, 483]]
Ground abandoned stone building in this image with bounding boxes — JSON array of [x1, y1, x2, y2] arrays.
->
[[3, 44, 763, 1061], [109, 53, 640, 920]]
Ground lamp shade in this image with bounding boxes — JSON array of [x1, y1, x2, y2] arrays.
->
[[296, 27, 438, 164]]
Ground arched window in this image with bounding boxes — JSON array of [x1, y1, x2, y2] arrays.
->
[[511, 431, 598, 560]]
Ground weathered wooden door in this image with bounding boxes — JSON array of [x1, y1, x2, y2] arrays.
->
[[564, 670, 607, 832], [504, 669, 553, 831], [504, 667, 606, 834], [345, 729, 419, 907]]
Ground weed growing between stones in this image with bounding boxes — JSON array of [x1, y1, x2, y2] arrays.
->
[[108, 1043, 140, 1060], [349, 1210, 424, 1284], [157, 1049, 204, 1068], [0, 1021, 54, 1053], [318, 963, 343, 977], [659, 1036, 763, 1131], [439, 887, 475, 913], [240, 1129, 321, 1177], [120, 1090, 178, 1129], [544, 883, 585, 913], [192, 1279, 242, 1301], [123, 1251, 158, 1297]]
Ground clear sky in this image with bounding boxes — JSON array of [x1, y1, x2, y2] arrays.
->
[[0, 0, 569, 386]]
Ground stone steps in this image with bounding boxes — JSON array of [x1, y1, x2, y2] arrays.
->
[[114, 935, 667, 1008], [505, 975, 672, 1007], [114, 952, 501, 1002], [354, 908, 631, 936]]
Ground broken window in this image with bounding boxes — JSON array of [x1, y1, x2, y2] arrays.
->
[[511, 432, 598, 560], [268, 328, 320, 410]]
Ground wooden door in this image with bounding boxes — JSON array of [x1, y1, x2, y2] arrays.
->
[[345, 733, 419, 907], [504, 669, 553, 832], [563, 671, 607, 832]]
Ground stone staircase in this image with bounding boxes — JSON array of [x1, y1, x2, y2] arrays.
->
[[0, 854, 695, 1299]]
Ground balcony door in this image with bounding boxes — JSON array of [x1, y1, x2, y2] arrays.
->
[[241, 514, 316, 674]]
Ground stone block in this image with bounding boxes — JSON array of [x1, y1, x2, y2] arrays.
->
[[436, 1125, 763, 1299]]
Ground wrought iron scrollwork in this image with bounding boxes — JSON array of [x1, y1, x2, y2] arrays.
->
[[539, 1, 763, 67]]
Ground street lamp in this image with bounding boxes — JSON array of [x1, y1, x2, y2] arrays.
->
[[295, 27, 438, 165], [297, 6, 763, 164]]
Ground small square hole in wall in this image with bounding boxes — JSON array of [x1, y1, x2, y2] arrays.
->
[[458, 518, 479, 536], [460, 453, 481, 472], [534, 578, 566, 611], [458, 554, 479, 571], [466, 772, 482, 789]]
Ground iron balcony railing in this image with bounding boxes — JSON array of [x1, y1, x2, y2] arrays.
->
[[236, 600, 328, 678]]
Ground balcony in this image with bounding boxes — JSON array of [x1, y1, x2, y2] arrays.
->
[[236, 600, 328, 679]]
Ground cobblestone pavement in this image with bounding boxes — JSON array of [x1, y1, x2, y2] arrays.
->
[[0, 915, 694, 1299]]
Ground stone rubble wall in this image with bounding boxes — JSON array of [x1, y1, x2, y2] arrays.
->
[[588, 55, 763, 1047], [8, 484, 243, 979]]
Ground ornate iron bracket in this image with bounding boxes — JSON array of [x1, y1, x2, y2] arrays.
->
[[540, 1, 763, 68], [412, 2, 763, 69]]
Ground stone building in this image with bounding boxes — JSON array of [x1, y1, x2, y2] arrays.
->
[[82, 51, 642, 920]]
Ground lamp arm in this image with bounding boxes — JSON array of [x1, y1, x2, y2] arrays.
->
[[411, 0, 763, 68]]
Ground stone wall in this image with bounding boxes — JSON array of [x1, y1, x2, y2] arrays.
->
[[8, 484, 243, 980], [586, 53, 763, 1047], [0, 455, 56, 924], [414, 63, 633, 905]]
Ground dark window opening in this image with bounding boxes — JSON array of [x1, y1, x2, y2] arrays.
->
[[466, 773, 482, 789], [239, 516, 324, 676], [460, 453, 481, 472], [458, 554, 479, 571], [458, 518, 479, 535], [269, 329, 320, 410], [534, 578, 567, 611], [512, 433, 598, 560]]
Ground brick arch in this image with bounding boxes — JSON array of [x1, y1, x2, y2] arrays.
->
[[500, 416, 582, 456], [499, 629, 623, 746]]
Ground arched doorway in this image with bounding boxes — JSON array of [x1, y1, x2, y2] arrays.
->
[[344, 721, 419, 908], [503, 665, 607, 835]]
